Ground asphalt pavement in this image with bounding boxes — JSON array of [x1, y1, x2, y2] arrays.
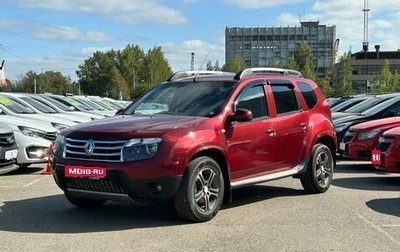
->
[[1, 159, 399, 252]]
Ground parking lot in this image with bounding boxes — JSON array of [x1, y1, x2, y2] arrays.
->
[[1, 158, 399, 252]]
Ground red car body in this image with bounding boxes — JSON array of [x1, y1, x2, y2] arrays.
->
[[374, 125, 400, 173], [340, 117, 400, 161], [50, 68, 337, 222]]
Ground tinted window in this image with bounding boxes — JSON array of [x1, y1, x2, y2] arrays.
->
[[236, 85, 267, 118], [271, 85, 299, 114], [297, 82, 318, 109], [124, 81, 235, 117]]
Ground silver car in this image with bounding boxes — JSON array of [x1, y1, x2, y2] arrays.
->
[[0, 115, 57, 169]]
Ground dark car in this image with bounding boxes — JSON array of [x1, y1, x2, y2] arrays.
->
[[0, 123, 18, 175], [332, 93, 399, 120], [334, 95, 400, 145], [50, 68, 337, 222], [330, 95, 370, 113]]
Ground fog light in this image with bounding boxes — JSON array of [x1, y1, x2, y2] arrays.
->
[[26, 146, 48, 159], [155, 183, 163, 193]]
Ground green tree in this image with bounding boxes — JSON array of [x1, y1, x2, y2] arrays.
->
[[206, 60, 213, 70], [333, 50, 353, 96], [222, 55, 246, 72], [372, 59, 394, 93], [76, 51, 126, 99], [213, 60, 221, 71], [142, 46, 173, 91], [290, 42, 316, 80]]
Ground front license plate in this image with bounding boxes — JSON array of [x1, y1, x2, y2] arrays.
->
[[339, 142, 346, 151], [5, 149, 18, 160], [64, 165, 107, 178]]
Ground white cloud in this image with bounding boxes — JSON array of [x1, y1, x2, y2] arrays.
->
[[15, 0, 187, 25], [223, 0, 303, 9], [33, 26, 115, 43], [161, 40, 225, 71]]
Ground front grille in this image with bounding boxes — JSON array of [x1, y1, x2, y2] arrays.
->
[[66, 178, 126, 194], [0, 132, 15, 145], [65, 138, 126, 162], [44, 131, 58, 141], [376, 136, 395, 152]]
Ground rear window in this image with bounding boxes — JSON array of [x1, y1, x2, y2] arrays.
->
[[297, 82, 318, 109], [271, 84, 299, 114]]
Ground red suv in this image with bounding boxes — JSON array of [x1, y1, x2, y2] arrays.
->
[[51, 68, 337, 222]]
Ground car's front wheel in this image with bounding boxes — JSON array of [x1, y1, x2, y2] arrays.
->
[[64, 192, 106, 208], [300, 143, 334, 193], [173, 156, 224, 222]]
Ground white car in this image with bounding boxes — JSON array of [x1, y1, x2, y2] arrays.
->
[[0, 92, 92, 123], [0, 94, 77, 131], [0, 115, 57, 168], [0, 122, 19, 175], [39, 94, 108, 118], [26, 94, 105, 121]]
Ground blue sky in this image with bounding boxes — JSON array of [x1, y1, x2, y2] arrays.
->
[[1, 0, 399, 81]]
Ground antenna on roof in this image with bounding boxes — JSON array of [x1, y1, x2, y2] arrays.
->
[[194, 51, 210, 80]]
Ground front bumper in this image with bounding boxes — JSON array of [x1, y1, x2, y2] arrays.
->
[[52, 163, 182, 205]]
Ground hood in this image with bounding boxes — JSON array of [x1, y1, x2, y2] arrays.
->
[[382, 125, 400, 137], [63, 115, 208, 139], [0, 115, 58, 132], [333, 114, 366, 125], [332, 112, 357, 120], [0, 122, 13, 134], [350, 117, 400, 131], [16, 113, 77, 126]]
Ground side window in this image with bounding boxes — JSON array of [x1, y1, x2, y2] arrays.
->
[[298, 82, 318, 109], [236, 85, 268, 118], [271, 84, 299, 114]]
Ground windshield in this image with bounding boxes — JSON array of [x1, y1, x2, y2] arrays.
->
[[0, 95, 36, 114], [20, 96, 57, 113], [361, 96, 400, 116], [123, 81, 236, 117], [344, 97, 382, 113]]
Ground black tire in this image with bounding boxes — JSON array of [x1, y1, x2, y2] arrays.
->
[[64, 192, 106, 208], [173, 156, 224, 222], [300, 143, 334, 194], [18, 163, 32, 170]]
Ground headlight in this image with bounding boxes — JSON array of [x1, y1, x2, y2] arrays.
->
[[358, 129, 380, 140], [51, 122, 69, 132], [18, 126, 46, 138], [53, 134, 65, 157], [334, 123, 352, 133], [122, 138, 162, 162]]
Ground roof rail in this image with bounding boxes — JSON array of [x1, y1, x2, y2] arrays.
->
[[167, 70, 232, 81], [234, 67, 303, 80]]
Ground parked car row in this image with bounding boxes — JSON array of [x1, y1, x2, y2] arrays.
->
[[329, 92, 400, 174], [0, 92, 128, 174]]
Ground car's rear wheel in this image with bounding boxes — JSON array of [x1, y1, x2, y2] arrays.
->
[[173, 156, 224, 222], [300, 143, 334, 193], [64, 192, 106, 208]]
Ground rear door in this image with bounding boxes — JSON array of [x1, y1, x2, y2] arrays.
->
[[268, 80, 308, 169]]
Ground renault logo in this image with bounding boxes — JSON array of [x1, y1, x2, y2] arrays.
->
[[84, 139, 95, 157]]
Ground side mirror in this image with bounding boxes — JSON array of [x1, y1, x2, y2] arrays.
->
[[230, 108, 253, 123], [115, 108, 123, 115]]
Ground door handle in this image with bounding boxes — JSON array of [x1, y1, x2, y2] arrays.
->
[[300, 122, 307, 129], [266, 129, 276, 136]]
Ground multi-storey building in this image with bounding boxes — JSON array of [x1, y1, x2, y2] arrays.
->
[[349, 45, 400, 93], [225, 21, 336, 77]]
